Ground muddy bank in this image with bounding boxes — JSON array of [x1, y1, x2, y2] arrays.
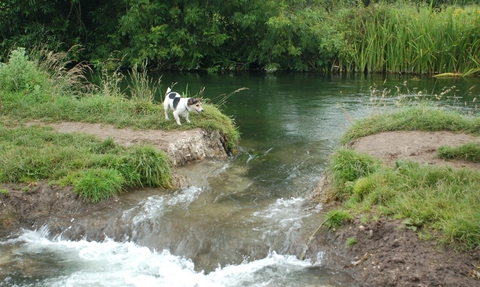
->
[[314, 216, 480, 287]]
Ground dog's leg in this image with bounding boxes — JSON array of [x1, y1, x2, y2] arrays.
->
[[185, 112, 191, 123], [173, 111, 182, 125], [164, 100, 169, 120]]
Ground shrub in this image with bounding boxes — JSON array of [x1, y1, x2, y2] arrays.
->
[[0, 48, 50, 94]]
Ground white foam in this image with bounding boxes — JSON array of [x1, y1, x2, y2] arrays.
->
[[5, 229, 319, 287]]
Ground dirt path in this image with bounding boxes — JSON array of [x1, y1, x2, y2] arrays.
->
[[311, 131, 480, 287], [27, 121, 229, 166]]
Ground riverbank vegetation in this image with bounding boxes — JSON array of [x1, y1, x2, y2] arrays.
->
[[0, 47, 239, 202], [325, 107, 480, 250], [2, 1, 479, 74]]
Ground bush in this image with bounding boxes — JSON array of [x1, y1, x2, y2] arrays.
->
[[0, 48, 50, 94]]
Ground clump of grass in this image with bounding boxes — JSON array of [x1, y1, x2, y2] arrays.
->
[[128, 61, 160, 103], [329, 148, 381, 200], [0, 46, 94, 98], [324, 209, 353, 229], [346, 237, 357, 247], [121, 145, 173, 188], [0, 189, 8, 195], [438, 143, 480, 163], [75, 168, 124, 203]]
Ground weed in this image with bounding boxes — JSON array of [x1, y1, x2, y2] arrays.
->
[[0, 189, 8, 195], [346, 237, 357, 247], [325, 209, 353, 229]]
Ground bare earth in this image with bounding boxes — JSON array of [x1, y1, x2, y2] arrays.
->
[[311, 131, 480, 287], [2, 123, 480, 286]]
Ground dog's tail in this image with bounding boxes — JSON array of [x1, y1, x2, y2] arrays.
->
[[165, 87, 171, 97]]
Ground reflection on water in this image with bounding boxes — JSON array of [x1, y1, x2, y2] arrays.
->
[[2, 72, 480, 286]]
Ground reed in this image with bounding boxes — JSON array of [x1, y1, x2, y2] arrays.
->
[[342, 3, 480, 74]]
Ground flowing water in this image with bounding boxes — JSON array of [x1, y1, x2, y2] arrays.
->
[[1, 72, 479, 286]]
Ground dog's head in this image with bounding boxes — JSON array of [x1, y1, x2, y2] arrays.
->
[[187, 98, 204, 114]]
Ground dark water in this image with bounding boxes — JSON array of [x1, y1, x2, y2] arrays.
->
[[1, 72, 479, 287]]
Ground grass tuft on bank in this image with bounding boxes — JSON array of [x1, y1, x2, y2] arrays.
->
[[341, 106, 480, 144], [327, 107, 480, 251]]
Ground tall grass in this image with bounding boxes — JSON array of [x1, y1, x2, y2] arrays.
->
[[341, 3, 480, 74]]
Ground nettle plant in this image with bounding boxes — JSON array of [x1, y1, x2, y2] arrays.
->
[[0, 48, 49, 94]]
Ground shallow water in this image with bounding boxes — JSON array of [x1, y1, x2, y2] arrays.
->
[[2, 72, 479, 286]]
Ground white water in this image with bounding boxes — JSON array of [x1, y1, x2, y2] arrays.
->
[[0, 227, 339, 287]]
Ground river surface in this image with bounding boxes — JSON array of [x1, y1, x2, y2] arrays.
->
[[1, 72, 479, 286]]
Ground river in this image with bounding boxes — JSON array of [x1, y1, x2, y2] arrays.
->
[[1, 72, 479, 286]]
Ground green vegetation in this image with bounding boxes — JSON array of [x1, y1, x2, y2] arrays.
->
[[327, 107, 480, 250], [341, 107, 480, 144], [438, 142, 480, 162], [1, 1, 479, 73], [324, 209, 354, 229], [0, 47, 239, 202], [346, 237, 357, 247]]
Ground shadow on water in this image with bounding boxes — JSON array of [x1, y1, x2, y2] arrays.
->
[[2, 72, 480, 286]]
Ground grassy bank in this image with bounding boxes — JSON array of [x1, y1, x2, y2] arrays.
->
[[0, 48, 240, 202], [324, 107, 480, 250]]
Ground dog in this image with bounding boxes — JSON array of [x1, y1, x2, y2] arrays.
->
[[163, 87, 204, 125]]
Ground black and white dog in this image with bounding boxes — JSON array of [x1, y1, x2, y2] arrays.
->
[[163, 87, 204, 125]]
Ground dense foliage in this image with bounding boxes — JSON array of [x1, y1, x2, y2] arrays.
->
[[1, 0, 479, 73]]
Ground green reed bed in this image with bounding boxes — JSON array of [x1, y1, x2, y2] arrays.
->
[[345, 3, 480, 74]]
